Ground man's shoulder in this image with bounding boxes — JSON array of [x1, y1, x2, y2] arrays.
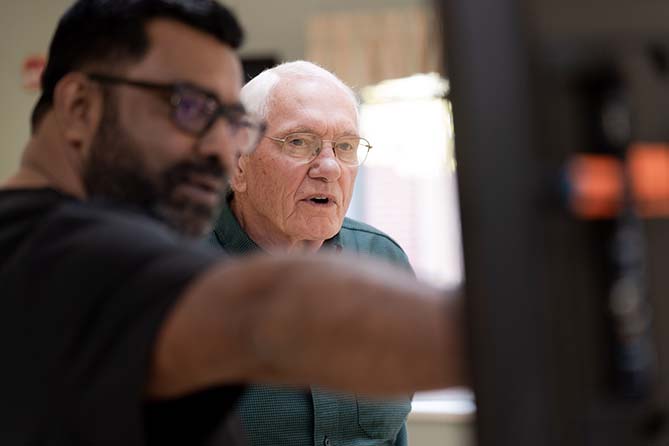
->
[[58, 200, 175, 243], [51, 200, 221, 266], [337, 217, 409, 266], [0, 190, 218, 309], [1, 190, 213, 266], [340, 217, 401, 247]]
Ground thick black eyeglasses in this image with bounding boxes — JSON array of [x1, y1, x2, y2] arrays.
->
[[87, 73, 266, 154]]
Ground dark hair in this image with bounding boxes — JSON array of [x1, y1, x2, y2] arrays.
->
[[31, 0, 243, 132]]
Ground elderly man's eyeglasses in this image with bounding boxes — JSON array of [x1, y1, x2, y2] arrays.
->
[[265, 133, 372, 166], [86, 73, 266, 154]]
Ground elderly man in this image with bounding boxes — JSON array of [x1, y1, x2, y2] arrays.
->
[[209, 61, 412, 446], [0, 1, 466, 444]]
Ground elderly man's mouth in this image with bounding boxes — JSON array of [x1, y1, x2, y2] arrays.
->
[[302, 195, 337, 207]]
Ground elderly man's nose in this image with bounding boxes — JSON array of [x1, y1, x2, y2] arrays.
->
[[309, 144, 342, 181]]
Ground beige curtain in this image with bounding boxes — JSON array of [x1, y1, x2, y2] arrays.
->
[[306, 6, 442, 89]]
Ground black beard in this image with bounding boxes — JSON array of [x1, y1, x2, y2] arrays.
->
[[152, 158, 226, 237], [82, 97, 227, 237]]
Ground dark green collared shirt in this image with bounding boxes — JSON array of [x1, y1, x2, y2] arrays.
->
[[208, 197, 413, 446]]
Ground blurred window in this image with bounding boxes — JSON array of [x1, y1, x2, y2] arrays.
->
[[349, 73, 463, 289], [348, 73, 472, 415]]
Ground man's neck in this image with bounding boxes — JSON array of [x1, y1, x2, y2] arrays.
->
[[230, 195, 325, 255], [2, 119, 86, 199]]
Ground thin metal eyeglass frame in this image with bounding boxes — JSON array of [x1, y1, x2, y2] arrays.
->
[[264, 133, 373, 166]]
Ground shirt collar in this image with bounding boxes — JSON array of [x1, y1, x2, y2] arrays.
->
[[213, 192, 262, 255]]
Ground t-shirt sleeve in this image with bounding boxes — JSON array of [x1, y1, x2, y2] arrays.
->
[[5, 205, 242, 446]]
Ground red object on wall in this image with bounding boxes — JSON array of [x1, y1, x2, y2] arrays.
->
[[22, 55, 47, 91]]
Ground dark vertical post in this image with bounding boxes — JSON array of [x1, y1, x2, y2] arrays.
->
[[441, 0, 553, 444]]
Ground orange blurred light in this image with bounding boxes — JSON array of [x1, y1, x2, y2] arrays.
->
[[628, 143, 669, 217], [568, 154, 624, 219]]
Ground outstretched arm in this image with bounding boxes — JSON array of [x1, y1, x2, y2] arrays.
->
[[147, 252, 467, 398]]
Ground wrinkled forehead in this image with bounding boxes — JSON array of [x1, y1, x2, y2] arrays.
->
[[267, 77, 359, 133]]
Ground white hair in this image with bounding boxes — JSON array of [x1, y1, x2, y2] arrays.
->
[[240, 60, 359, 122]]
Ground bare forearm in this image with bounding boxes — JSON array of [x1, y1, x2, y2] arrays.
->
[[148, 253, 467, 397], [248, 255, 465, 393]]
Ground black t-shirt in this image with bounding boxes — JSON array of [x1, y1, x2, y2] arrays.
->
[[0, 188, 245, 446]]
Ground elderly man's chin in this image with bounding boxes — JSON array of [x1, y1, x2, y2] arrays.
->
[[293, 219, 342, 242]]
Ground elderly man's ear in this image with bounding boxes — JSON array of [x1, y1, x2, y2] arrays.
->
[[53, 72, 104, 156], [229, 155, 248, 193]]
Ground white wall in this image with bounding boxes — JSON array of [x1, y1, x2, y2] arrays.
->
[[0, 0, 74, 180]]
